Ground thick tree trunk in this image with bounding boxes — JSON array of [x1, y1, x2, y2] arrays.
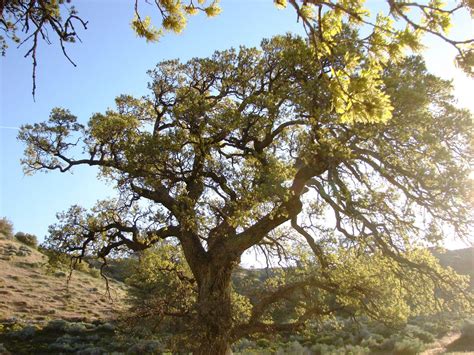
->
[[193, 264, 234, 355]]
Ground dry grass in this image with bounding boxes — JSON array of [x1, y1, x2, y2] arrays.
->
[[0, 239, 127, 325]]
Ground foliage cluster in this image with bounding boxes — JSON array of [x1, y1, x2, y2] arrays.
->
[[14, 232, 38, 248], [122, 244, 471, 352], [2, 0, 473, 100], [0, 217, 14, 240], [123, 243, 195, 340], [0, 320, 133, 354], [88, 256, 137, 282], [231, 314, 468, 355], [39, 246, 100, 278]]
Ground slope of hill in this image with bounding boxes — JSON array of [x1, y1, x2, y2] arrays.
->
[[0, 233, 472, 354], [432, 247, 474, 287], [0, 237, 127, 325]]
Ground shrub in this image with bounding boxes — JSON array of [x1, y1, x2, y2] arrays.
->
[[45, 319, 70, 332], [126, 340, 164, 354], [88, 267, 101, 278], [393, 338, 424, 355], [10, 325, 37, 340], [74, 261, 101, 278], [87, 257, 137, 282], [281, 341, 310, 355], [360, 334, 385, 350], [421, 322, 444, 336], [379, 337, 396, 352], [256, 338, 271, 348], [14, 232, 38, 248], [232, 338, 257, 352], [0, 344, 10, 354], [40, 247, 71, 272], [405, 324, 435, 344], [344, 345, 371, 354], [311, 343, 337, 355], [0, 217, 14, 239]]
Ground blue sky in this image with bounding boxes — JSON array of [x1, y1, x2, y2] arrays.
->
[[0, 0, 472, 249]]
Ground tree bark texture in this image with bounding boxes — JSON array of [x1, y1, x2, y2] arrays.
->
[[193, 263, 234, 355]]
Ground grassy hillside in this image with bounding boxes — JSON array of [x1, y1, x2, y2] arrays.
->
[[0, 236, 127, 325], [0, 232, 472, 354]]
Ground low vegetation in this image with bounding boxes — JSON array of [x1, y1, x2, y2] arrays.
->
[[14, 232, 38, 249], [0, 218, 14, 240], [0, 222, 472, 353], [0, 237, 127, 327]]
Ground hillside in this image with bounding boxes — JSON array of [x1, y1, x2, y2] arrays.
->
[[0, 237, 127, 325], [2, 239, 470, 327], [0, 234, 472, 354], [433, 247, 474, 287]]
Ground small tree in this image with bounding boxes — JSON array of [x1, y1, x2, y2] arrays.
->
[[19, 35, 473, 353], [15, 231, 38, 248], [0, 217, 14, 239]]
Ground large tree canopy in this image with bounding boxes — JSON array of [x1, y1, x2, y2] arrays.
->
[[2, 0, 473, 98], [19, 35, 473, 353]]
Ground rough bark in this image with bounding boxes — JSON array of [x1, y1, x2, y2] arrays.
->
[[193, 262, 234, 355]]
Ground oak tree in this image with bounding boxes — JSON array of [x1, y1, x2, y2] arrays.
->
[[19, 35, 473, 353], [2, 1, 473, 99]]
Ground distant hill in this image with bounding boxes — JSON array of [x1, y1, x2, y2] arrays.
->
[[432, 247, 474, 288]]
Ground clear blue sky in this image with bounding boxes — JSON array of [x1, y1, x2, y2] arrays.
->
[[1, 0, 472, 248]]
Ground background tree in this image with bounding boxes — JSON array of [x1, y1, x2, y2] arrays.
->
[[19, 34, 473, 353]]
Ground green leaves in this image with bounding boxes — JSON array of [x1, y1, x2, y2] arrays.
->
[[18, 108, 84, 174], [273, 0, 473, 124], [131, 0, 222, 40], [131, 15, 162, 42], [456, 44, 474, 77], [18, 34, 473, 342]]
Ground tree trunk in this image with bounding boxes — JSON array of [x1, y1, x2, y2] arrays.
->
[[193, 263, 234, 355]]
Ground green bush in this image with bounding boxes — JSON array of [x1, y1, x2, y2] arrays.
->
[[40, 247, 71, 272], [421, 321, 446, 336], [344, 345, 371, 354], [126, 340, 165, 354], [14, 232, 38, 248], [405, 324, 435, 344], [280, 341, 310, 355], [40, 247, 100, 278], [74, 261, 101, 278], [393, 338, 424, 355], [232, 338, 258, 353], [360, 333, 385, 350], [0, 217, 14, 239], [256, 338, 271, 348], [88, 257, 137, 282]]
